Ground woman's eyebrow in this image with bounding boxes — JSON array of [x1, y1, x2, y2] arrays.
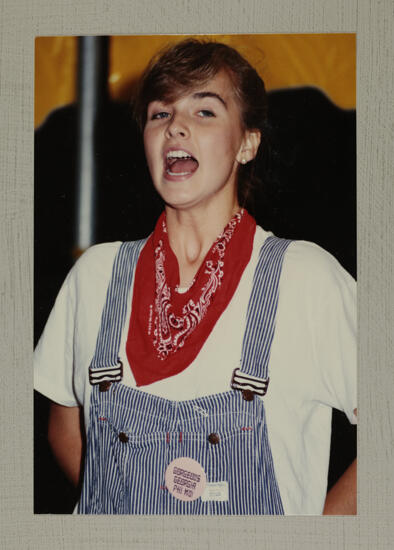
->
[[192, 91, 227, 108]]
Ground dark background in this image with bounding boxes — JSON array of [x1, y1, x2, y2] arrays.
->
[[34, 87, 356, 513]]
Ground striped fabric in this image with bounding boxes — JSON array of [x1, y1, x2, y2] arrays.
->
[[89, 239, 147, 371], [240, 236, 292, 379], [78, 236, 291, 515], [79, 384, 283, 514]]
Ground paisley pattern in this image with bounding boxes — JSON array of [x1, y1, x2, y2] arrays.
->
[[125, 208, 255, 386], [153, 211, 243, 359]]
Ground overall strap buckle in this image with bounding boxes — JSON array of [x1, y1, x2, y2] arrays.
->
[[231, 368, 269, 401], [89, 361, 123, 390]]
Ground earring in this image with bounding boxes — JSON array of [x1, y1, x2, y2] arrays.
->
[[241, 158, 247, 165]]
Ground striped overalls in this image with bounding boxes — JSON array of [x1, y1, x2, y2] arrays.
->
[[78, 236, 291, 514]]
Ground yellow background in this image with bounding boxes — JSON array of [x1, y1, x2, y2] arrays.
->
[[35, 34, 356, 128]]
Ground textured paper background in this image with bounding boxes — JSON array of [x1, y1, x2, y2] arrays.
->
[[1, 0, 393, 548]]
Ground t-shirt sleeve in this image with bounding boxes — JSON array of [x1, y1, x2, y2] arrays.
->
[[34, 265, 80, 407], [305, 243, 357, 424], [34, 242, 121, 408]]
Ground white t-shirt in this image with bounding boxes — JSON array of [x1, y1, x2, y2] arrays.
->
[[34, 226, 357, 515]]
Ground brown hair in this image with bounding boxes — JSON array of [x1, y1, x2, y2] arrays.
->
[[133, 39, 269, 211]]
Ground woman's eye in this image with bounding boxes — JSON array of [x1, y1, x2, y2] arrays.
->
[[151, 111, 170, 120], [197, 110, 215, 118]]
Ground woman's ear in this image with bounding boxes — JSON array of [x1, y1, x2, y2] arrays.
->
[[236, 130, 261, 164]]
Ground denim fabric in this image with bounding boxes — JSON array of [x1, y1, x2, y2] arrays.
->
[[78, 236, 291, 514]]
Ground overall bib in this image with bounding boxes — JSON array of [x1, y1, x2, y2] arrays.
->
[[78, 236, 291, 514]]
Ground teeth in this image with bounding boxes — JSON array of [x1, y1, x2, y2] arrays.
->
[[166, 150, 192, 159], [166, 170, 191, 176]]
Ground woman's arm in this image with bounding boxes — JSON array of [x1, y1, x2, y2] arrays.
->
[[323, 458, 357, 515], [323, 408, 357, 515], [48, 402, 84, 487]]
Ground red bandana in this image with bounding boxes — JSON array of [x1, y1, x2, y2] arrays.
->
[[126, 209, 256, 386]]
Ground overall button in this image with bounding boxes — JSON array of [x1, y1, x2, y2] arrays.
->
[[119, 432, 129, 443], [208, 433, 220, 445], [242, 389, 254, 401], [99, 381, 111, 392]]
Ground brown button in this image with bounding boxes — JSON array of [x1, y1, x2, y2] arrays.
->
[[208, 433, 220, 445], [99, 381, 112, 392], [119, 432, 129, 443], [242, 389, 254, 401]]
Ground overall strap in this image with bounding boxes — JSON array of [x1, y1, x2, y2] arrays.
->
[[231, 236, 292, 398], [89, 239, 147, 385]]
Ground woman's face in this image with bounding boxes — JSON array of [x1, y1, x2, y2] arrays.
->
[[143, 71, 249, 212]]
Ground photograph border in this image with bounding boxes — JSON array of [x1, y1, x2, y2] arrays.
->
[[1, 1, 393, 549]]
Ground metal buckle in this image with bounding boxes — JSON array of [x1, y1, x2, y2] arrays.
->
[[230, 367, 269, 398], [89, 360, 123, 386]]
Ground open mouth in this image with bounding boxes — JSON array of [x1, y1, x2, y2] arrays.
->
[[165, 150, 199, 176]]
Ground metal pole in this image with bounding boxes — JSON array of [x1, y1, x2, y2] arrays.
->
[[75, 36, 107, 255]]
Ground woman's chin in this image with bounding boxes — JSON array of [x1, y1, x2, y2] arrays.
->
[[156, 185, 200, 210], [163, 197, 200, 212]]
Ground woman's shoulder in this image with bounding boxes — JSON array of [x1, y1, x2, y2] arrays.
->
[[289, 239, 354, 286], [71, 238, 149, 287], [286, 239, 345, 275], [74, 238, 147, 269], [255, 226, 355, 293], [76, 241, 122, 264], [70, 241, 121, 278], [283, 240, 356, 307]]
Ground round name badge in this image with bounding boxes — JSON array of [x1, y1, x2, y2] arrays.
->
[[165, 457, 207, 501]]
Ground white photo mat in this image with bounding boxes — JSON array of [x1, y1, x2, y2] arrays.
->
[[1, 0, 393, 548]]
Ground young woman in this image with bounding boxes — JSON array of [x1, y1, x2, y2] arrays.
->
[[34, 39, 356, 515]]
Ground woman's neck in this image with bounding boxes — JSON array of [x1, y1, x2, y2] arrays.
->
[[165, 200, 240, 288]]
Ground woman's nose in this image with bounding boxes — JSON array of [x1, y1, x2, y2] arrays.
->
[[165, 114, 189, 139]]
